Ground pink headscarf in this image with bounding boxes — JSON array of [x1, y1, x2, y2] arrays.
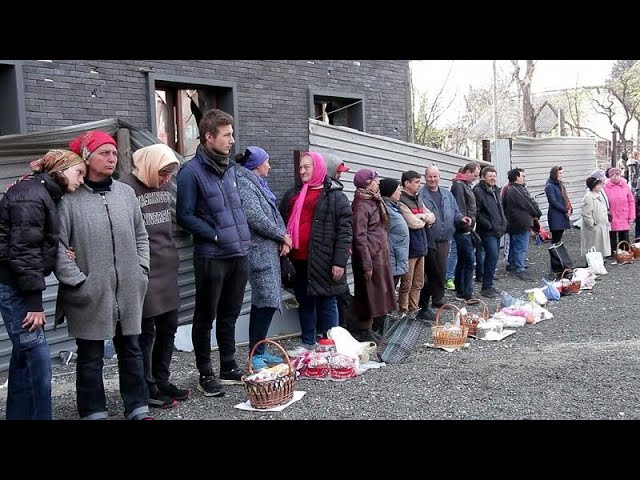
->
[[287, 151, 327, 249]]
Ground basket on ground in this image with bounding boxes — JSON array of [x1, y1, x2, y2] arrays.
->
[[615, 240, 634, 264], [241, 339, 296, 409], [559, 269, 580, 295], [630, 238, 640, 259], [461, 298, 489, 336], [431, 304, 469, 349]]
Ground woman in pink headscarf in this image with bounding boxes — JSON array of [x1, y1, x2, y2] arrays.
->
[[279, 152, 352, 357]]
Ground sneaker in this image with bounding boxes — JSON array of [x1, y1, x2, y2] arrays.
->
[[444, 279, 455, 290], [261, 351, 283, 364], [286, 344, 315, 358], [480, 287, 498, 299], [131, 413, 154, 420], [158, 383, 191, 402], [416, 307, 435, 321], [514, 271, 534, 282], [198, 371, 225, 397], [251, 354, 268, 371], [148, 386, 178, 409], [219, 367, 247, 385]]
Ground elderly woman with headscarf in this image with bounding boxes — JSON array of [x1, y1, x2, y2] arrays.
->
[[581, 176, 611, 259], [0, 149, 86, 420], [603, 167, 635, 257], [119, 144, 190, 409], [350, 169, 397, 343], [279, 151, 352, 357], [55, 131, 152, 420], [544, 166, 573, 245], [235, 146, 292, 370]]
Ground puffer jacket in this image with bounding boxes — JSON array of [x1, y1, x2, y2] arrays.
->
[[0, 173, 64, 311]]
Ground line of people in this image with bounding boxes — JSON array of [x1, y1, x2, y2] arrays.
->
[[4, 103, 635, 420]]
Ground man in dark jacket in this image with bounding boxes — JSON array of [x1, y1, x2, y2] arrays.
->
[[502, 168, 542, 282], [450, 162, 480, 301], [473, 166, 508, 298], [176, 109, 251, 397]]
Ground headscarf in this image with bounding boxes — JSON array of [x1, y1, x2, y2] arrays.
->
[[69, 130, 117, 160], [243, 146, 269, 170], [287, 151, 327, 249], [132, 144, 180, 188], [29, 149, 84, 174]]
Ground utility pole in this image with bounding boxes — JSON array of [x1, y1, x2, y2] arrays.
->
[[612, 129, 618, 168], [492, 60, 498, 140]]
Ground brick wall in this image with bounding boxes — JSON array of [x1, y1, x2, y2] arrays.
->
[[18, 60, 410, 199]]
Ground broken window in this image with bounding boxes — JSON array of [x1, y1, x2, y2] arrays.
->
[[311, 90, 365, 131]]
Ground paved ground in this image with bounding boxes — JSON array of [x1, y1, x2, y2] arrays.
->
[[2, 227, 639, 420]]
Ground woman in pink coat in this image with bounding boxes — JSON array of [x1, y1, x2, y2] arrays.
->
[[603, 167, 635, 257]]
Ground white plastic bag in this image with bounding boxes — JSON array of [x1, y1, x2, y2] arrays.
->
[[586, 247, 608, 275]]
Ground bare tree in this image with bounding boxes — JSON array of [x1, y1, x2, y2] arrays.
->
[[511, 60, 537, 137], [412, 62, 458, 147]]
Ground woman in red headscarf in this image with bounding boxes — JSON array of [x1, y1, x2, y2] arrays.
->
[[0, 149, 86, 420], [279, 152, 352, 357], [56, 131, 152, 420]]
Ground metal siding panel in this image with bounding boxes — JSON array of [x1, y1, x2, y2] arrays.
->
[[511, 136, 596, 229]]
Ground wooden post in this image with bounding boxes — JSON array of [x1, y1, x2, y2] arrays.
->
[[116, 128, 132, 178]]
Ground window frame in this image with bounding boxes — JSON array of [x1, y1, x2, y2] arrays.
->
[[146, 74, 238, 155], [308, 88, 365, 132], [0, 60, 27, 135]]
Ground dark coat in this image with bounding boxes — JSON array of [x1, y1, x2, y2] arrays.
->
[[351, 193, 396, 321], [0, 173, 64, 311], [473, 180, 508, 237], [503, 183, 542, 234], [279, 178, 352, 297], [544, 178, 571, 231]]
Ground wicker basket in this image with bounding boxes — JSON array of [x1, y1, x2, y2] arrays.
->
[[461, 298, 489, 336], [615, 240, 634, 264], [431, 304, 469, 349], [630, 238, 640, 259], [241, 339, 296, 409], [559, 269, 581, 295]]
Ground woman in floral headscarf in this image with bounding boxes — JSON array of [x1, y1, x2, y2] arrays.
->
[[278, 152, 352, 357], [0, 149, 86, 420]]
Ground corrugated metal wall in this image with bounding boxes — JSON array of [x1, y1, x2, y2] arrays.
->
[[308, 119, 490, 198], [511, 136, 597, 229], [0, 119, 301, 372], [491, 139, 512, 188]]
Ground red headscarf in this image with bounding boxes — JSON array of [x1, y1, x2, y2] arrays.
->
[[69, 130, 117, 160], [287, 151, 327, 249]]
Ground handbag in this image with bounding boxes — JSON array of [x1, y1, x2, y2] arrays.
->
[[548, 241, 574, 274], [585, 247, 608, 275], [377, 313, 427, 364], [280, 255, 296, 289]]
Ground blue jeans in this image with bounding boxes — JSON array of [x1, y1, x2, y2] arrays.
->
[[292, 260, 339, 345], [508, 231, 530, 272], [480, 235, 500, 290], [75, 322, 149, 420], [0, 283, 52, 420], [454, 233, 475, 297], [248, 305, 276, 356], [445, 239, 457, 280]]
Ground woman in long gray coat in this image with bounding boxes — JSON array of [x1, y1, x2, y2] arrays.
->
[[581, 176, 611, 258], [236, 147, 292, 370], [55, 131, 151, 421]]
